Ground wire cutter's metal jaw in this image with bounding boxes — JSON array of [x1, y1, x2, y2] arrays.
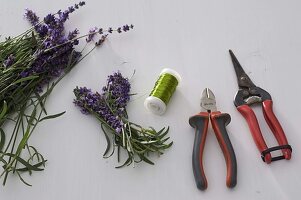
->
[[200, 88, 217, 113]]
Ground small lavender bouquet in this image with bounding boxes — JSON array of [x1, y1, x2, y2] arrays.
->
[[0, 2, 132, 185], [74, 72, 173, 167]]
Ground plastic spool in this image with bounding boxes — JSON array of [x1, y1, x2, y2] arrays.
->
[[144, 68, 181, 115]]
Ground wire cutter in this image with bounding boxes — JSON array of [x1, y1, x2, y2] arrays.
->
[[229, 50, 292, 164], [189, 88, 237, 191]]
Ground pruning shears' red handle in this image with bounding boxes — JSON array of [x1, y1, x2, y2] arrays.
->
[[237, 101, 291, 163], [262, 100, 291, 160]]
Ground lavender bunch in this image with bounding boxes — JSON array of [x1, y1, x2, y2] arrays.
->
[[0, 2, 133, 186], [74, 72, 172, 167]]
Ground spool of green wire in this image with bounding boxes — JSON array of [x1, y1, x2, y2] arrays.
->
[[144, 68, 181, 115]]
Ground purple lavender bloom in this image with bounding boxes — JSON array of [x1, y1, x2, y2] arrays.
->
[[68, 29, 79, 40], [74, 72, 131, 133], [95, 34, 107, 46], [73, 87, 93, 114], [23, 4, 83, 92], [68, 29, 79, 45], [57, 2, 85, 23], [86, 27, 98, 42], [68, 6, 75, 13], [3, 54, 15, 67], [36, 25, 48, 37], [24, 9, 39, 25], [44, 14, 55, 25], [122, 25, 130, 32], [102, 72, 131, 108], [58, 10, 69, 22], [73, 86, 124, 133], [20, 71, 29, 78], [117, 27, 122, 33], [79, 1, 85, 6]]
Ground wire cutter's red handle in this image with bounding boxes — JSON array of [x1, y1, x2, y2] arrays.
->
[[211, 112, 237, 188], [237, 101, 291, 163]]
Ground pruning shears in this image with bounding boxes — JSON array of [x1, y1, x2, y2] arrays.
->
[[229, 50, 292, 164]]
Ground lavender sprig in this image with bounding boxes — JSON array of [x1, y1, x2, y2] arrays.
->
[[0, 1, 133, 186], [74, 72, 172, 167]]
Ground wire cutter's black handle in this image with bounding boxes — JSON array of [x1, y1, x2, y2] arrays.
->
[[189, 113, 209, 190]]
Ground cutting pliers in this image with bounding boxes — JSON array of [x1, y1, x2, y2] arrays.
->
[[189, 88, 237, 191], [229, 50, 292, 164]]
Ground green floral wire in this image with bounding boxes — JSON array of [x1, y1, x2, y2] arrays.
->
[[149, 73, 179, 105]]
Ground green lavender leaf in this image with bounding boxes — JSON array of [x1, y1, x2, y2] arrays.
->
[[15, 107, 36, 155], [101, 123, 112, 157], [33, 91, 47, 115], [16, 160, 47, 172], [39, 111, 66, 122], [3, 153, 44, 171], [11, 75, 39, 85], [16, 171, 32, 186], [139, 154, 154, 165], [0, 128, 5, 151], [0, 101, 7, 120], [115, 153, 132, 168]]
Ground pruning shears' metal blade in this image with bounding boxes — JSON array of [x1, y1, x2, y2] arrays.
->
[[201, 88, 217, 112], [229, 49, 256, 89]]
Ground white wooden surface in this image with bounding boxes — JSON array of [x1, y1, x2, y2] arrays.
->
[[0, 0, 301, 199]]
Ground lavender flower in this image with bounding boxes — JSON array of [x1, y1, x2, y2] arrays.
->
[[95, 34, 107, 46], [44, 14, 55, 25], [102, 72, 131, 108], [23, 2, 131, 93], [36, 25, 48, 37], [116, 24, 134, 34], [68, 6, 75, 13], [86, 27, 98, 42], [58, 1, 86, 23], [3, 54, 15, 67], [74, 72, 131, 133], [73, 87, 93, 114], [68, 29, 80, 45], [23, 5, 85, 91], [24, 9, 39, 25], [122, 25, 130, 32], [73, 86, 125, 133], [68, 29, 79, 40], [58, 10, 69, 22]]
